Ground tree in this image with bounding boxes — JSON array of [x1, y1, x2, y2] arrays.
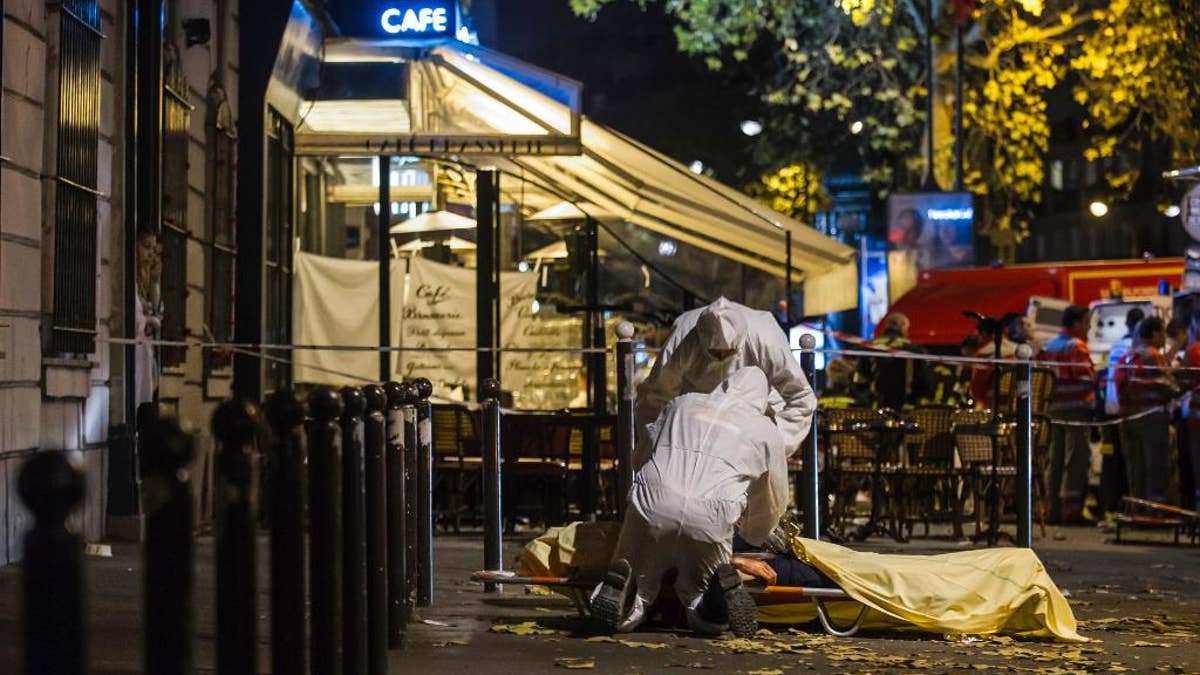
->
[[746, 163, 832, 223], [570, 0, 1200, 261]]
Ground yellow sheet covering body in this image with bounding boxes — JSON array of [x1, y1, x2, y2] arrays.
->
[[764, 537, 1084, 642], [514, 522, 1083, 642]]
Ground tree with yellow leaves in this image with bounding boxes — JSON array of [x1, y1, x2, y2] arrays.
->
[[570, 0, 1200, 262]]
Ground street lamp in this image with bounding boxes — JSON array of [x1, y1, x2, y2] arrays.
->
[[1165, 204, 1182, 218], [740, 120, 764, 137], [689, 160, 705, 174], [849, 120, 864, 135], [1089, 200, 1109, 217]]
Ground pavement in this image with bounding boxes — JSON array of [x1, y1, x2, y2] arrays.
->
[[1, 523, 1199, 674]]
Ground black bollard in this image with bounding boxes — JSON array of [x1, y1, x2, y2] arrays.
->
[[143, 417, 195, 675], [481, 378, 503, 592], [382, 381, 408, 648], [263, 390, 306, 675], [210, 398, 259, 675], [399, 381, 420, 618], [341, 387, 369, 674], [413, 377, 435, 607], [308, 387, 345, 675], [614, 323, 636, 519], [362, 385, 390, 675], [20, 451, 85, 675], [798, 334, 822, 540]]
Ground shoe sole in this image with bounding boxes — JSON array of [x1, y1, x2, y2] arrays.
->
[[714, 564, 758, 638], [592, 560, 633, 633]]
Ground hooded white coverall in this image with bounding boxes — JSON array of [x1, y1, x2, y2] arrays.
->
[[637, 297, 816, 456], [607, 366, 790, 632]]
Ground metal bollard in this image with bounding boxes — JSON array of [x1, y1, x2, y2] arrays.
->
[[1015, 344, 1034, 548], [362, 385, 390, 675], [211, 398, 259, 675], [308, 387, 345, 675], [413, 377, 435, 607], [382, 381, 408, 648], [20, 451, 85, 675], [400, 381, 420, 617], [143, 417, 195, 675], [798, 334, 822, 540], [614, 322, 636, 519], [341, 387, 369, 674], [262, 390, 306, 675], [481, 378, 504, 592]]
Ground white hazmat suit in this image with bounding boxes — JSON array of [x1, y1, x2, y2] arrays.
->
[[605, 366, 790, 632], [637, 297, 816, 455]]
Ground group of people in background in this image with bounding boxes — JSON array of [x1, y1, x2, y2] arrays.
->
[[823, 305, 1200, 526]]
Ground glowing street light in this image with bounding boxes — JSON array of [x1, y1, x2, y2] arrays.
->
[[1089, 200, 1109, 217], [1165, 204, 1182, 218], [849, 120, 864, 135], [689, 160, 705, 174], [740, 120, 764, 137]]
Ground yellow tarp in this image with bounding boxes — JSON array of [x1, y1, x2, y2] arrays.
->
[[515, 521, 1084, 642], [762, 535, 1084, 642]]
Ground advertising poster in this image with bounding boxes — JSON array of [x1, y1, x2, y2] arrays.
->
[[859, 236, 889, 339], [887, 192, 976, 271]]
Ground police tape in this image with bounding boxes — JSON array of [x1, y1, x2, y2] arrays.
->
[[97, 336, 609, 354]]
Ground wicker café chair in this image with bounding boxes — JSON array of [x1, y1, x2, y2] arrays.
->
[[824, 407, 894, 534], [952, 408, 1017, 537], [902, 405, 960, 539]]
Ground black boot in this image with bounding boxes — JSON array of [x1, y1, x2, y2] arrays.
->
[[592, 558, 634, 633]]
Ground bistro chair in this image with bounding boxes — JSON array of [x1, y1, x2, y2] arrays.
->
[[503, 412, 569, 528], [823, 407, 896, 536], [431, 405, 483, 532], [952, 409, 1017, 537], [901, 405, 960, 539]]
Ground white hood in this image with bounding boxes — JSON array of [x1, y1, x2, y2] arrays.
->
[[710, 366, 769, 414]]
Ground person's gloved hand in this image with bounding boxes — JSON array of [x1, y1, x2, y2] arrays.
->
[[730, 555, 777, 585]]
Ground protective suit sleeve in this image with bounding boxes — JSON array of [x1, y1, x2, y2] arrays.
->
[[738, 434, 790, 546], [755, 323, 816, 455]]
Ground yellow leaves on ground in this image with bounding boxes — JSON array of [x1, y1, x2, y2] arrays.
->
[[490, 621, 560, 636]]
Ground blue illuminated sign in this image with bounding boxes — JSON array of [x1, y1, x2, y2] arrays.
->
[[379, 1, 457, 40]]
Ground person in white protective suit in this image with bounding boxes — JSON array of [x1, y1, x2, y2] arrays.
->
[[636, 297, 815, 456], [592, 366, 790, 637]]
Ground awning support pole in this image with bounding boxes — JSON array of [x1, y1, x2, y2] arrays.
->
[[379, 155, 392, 382], [476, 169, 500, 398], [583, 215, 602, 521], [785, 230, 793, 327]]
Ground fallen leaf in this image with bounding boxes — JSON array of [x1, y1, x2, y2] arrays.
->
[[746, 670, 784, 675], [489, 621, 558, 636], [667, 664, 714, 670], [555, 657, 596, 669], [584, 636, 618, 643], [618, 640, 670, 649], [1128, 641, 1172, 648], [431, 639, 468, 647]]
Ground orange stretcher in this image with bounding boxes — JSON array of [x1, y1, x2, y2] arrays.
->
[[469, 570, 867, 636], [1114, 496, 1200, 545]]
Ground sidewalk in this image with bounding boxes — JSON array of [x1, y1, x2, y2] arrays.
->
[[1, 525, 1198, 673]]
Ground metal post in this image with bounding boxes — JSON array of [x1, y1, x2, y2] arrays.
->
[[1015, 345, 1034, 547], [785, 230, 793, 327], [262, 390, 306, 675], [379, 155, 392, 382], [954, 20, 965, 191], [583, 215, 601, 520], [413, 378, 435, 606], [308, 388, 344, 675], [382, 381, 408, 648], [476, 168, 500, 396], [400, 381, 420, 617], [143, 417, 195, 675], [341, 387, 369, 674], [924, 0, 936, 190], [361, 385, 390, 675], [615, 322, 636, 519], [211, 399, 259, 675], [481, 378, 504, 592], [20, 452, 85, 675], [799, 334, 821, 540]]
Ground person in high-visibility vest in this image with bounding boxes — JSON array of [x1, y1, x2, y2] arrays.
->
[[1037, 305, 1095, 523], [1116, 317, 1179, 504]]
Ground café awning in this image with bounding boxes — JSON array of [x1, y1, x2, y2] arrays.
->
[[295, 39, 857, 315]]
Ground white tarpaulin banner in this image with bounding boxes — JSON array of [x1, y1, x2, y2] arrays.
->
[[293, 252, 580, 407]]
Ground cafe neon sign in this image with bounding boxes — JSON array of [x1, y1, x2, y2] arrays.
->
[[379, 2, 456, 38]]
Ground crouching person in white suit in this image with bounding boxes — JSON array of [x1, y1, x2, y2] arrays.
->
[[592, 366, 790, 637]]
